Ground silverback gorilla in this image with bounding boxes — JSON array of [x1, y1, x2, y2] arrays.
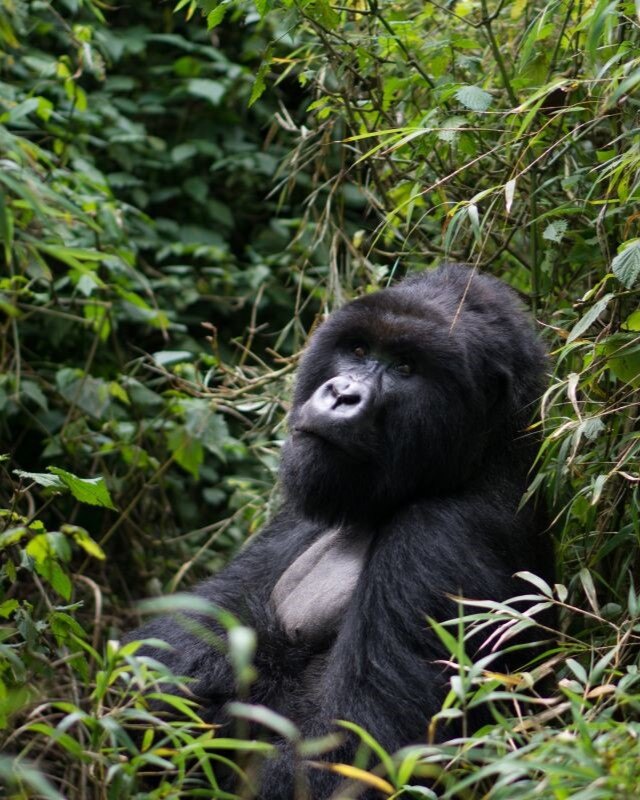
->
[[129, 264, 553, 797]]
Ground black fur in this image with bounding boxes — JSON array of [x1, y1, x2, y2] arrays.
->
[[128, 265, 553, 798]]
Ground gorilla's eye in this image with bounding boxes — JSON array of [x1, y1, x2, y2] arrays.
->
[[353, 344, 369, 358], [394, 362, 413, 376]]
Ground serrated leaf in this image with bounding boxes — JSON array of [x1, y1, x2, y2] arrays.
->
[[543, 219, 568, 243], [455, 85, 492, 112], [611, 239, 640, 288], [47, 467, 116, 510], [437, 115, 467, 143], [567, 293, 613, 343], [581, 416, 605, 441], [14, 469, 65, 490]]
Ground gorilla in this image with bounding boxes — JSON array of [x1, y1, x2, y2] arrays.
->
[[128, 264, 553, 797]]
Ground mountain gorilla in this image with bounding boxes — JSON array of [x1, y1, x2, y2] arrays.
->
[[128, 264, 553, 797]]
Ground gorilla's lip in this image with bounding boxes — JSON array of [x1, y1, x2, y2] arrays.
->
[[292, 426, 370, 462]]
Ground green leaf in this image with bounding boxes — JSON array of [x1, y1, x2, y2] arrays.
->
[[14, 470, 65, 490], [1, 97, 41, 123], [206, 4, 228, 27], [26, 534, 72, 600], [455, 85, 492, 112], [0, 189, 14, 252], [249, 47, 272, 108], [0, 527, 30, 548], [543, 220, 568, 243], [56, 369, 112, 419], [514, 571, 553, 597], [50, 611, 87, 641], [337, 720, 396, 781], [566, 658, 588, 685], [622, 309, 640, 331], [0, 756, 66, 800], [152, 350, 194, 367], [21, 380, 48, 411], [567, 293, 613, 343], [47, 467, 116, 510], [437, 115, 467, 143], [600, 336, 640, 388], [186, 78, 226, 106], [227, 702, 300, 741], [181, 399, 231, 461], [167, 427, 204, 478], [611, 239, 640, 288], [26, 532, 70, 564], [62, 525, 106, 560], [0, 600, 19, 618], [579, 567, 599, 614], [255, 0, 272, 15], [26, 723, 88, 758]]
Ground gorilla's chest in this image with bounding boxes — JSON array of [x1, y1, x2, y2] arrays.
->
[[270, 528, 368, 645]]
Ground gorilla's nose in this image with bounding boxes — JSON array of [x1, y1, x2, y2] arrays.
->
[[303, 376, 373, 424], [328, 376, 364, 407], [320, 376, 369, 414]]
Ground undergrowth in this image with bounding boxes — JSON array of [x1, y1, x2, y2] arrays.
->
[[1, 0, 639, 797]]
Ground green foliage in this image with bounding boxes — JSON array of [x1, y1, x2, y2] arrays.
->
[[0, 0, 312, 597], [1, 0, 640, 797], [0, 1, 312, 794]]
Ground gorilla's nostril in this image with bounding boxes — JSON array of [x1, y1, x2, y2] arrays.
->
[[329, 379, 361, 406], [336, 391, 361, 406]]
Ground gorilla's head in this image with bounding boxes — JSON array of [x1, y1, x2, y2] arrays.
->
[[280, 264, 546, 524]]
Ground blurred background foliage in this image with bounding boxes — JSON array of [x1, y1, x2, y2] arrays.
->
[[1, 0, 639, 797]]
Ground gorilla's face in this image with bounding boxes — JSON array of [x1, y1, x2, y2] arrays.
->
[[280, 268, 545, 525], [277, 276, 506, 523]]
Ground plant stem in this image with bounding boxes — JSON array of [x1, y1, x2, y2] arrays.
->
[[480, 0, 518, 106]]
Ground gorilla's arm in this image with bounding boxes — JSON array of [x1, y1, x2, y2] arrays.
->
[[126, 510, 321, 712]]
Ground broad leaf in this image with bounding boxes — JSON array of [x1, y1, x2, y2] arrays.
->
[[48, 467, 116, 510], [567, 293, 613, 343], [455, 85, 492, 112], [611, 239, 640, 288]]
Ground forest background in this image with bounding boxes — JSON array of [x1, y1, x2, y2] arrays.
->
[[0, 0, 639, 797]]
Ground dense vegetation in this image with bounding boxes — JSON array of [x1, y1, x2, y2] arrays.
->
[[1, 0, 639, 797]]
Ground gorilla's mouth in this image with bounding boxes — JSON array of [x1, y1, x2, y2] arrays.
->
[[292, 427, 369, 462]]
